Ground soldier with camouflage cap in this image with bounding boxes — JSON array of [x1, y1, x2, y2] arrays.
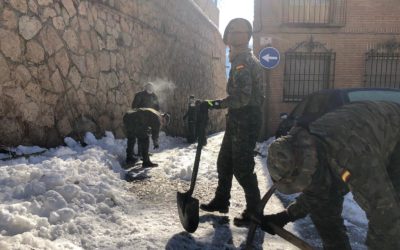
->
[[200, 18, 265, 227], [132, 82, 160, 111], [261, 101, 400, 249]]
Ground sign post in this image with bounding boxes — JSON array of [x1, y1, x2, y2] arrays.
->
[[259, 47, 280, 69], [258, 47, 280, 140]]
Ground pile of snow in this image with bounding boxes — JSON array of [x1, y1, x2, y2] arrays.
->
[[0, 132, 133, 249], [0, 131, 222, 249]]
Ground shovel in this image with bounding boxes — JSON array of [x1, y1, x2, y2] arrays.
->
[[177, 103, 208, 233], [245, 184, 314, 250], [245, 184, 277, 250], [176, 139, 203, 232]]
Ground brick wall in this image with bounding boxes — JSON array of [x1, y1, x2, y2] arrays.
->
[[254, 0, 400, 137], [0, 0, 226, 147]]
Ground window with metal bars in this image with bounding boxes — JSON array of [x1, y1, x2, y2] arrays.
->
[[283, 37, 335, 102], [282, 0, 346, 27], [365, 39, 400, 89]]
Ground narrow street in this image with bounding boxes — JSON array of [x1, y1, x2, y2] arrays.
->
[[127, 133, 367, 249], [0, 132, 368, 249]]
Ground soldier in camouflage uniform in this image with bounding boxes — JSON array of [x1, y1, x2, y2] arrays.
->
[[200, 18, 265, 227], [130, 82, 160, 157], [261, 101, 400, 250], [131, 82, 160, 111], [123, 108, 169, 168]]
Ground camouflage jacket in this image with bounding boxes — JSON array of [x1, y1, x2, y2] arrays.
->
[[288, 101, 400, 218], [123, 108, 161, 142], [131, 91, 160, 111], [309, 101, 400, 212], [287, 147, 349, 219], [220, 50, 264, 110]]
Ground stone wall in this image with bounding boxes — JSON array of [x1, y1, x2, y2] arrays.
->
[[0, 0, 227, 147]]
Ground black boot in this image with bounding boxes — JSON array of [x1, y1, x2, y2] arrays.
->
[[123, 157, 138, 169], [233, 210, 256, 227], [142, 161, 158, 168], [200, 198, 229, 213]]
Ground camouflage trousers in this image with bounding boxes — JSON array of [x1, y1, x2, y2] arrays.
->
[[124, 123, 151, 163], [214, 108, 261, 213], [350, 141, 400, 250], [308, 188, 350, 250], [126, 134, 151, 163]]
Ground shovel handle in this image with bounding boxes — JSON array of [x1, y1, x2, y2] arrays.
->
[[188, 142, 202, 195], [269, 223, 314, 250], [245, 183, 313, 250], [257, 184, 277, 212], [245, 184, 277, 250], [187, 107, 208, 196]]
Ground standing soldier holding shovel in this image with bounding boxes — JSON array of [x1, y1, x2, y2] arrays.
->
[[200, 18, 265, 227]]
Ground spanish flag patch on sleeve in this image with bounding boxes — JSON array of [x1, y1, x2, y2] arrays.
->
[[235, 64, 245, 70]]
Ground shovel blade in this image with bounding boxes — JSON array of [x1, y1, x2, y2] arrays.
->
[[177, 191, 199, 233]]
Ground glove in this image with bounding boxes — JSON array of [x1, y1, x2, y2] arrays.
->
[[260, 211, 293, 235], [203, 100, 223, 110]]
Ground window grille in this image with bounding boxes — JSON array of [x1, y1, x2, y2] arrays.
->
[[365, 38, 400, 89], [283, 37, 335, 102], [282, 0, 346, 27]]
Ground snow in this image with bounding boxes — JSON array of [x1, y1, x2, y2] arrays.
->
[[0, 131, 368, 249]]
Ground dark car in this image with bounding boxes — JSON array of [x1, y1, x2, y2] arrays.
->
[[275, 88, 400, 138]]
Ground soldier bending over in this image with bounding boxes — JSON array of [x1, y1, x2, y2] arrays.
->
[[123, 108, 169, 168], [261, 101, 400, 250]]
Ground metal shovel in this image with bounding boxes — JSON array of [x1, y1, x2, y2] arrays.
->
[[245, 184, 314, 250], [176, 138, 203, 233], [177, 103, 208, 233]]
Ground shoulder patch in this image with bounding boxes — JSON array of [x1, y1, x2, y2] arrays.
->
[[235, 64, 245, 70]]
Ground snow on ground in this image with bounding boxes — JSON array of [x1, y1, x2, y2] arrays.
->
[[0, 132, 367, 249]]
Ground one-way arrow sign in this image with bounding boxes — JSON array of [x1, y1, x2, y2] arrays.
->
[[262, 54, 278, 62], [259, 47, 280, 69]]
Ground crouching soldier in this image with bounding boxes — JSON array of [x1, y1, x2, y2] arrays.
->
[[259, 101, 400, 250], [123, 108, 170, 168]]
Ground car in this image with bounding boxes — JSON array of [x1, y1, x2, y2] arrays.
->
[[275, 88, 400, 138]]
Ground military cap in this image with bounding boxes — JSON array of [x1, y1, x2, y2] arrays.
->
[[223, 18, 252, 45], [267, 127, 319, 194]]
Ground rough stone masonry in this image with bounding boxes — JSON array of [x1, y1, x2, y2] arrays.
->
[[0, 0, 226, 147]]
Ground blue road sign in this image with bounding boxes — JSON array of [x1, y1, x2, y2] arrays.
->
[[259, 47, 280, 69]]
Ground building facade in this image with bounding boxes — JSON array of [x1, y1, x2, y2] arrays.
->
[[253, 0, 400, 137], [193, 0, 219, 26]]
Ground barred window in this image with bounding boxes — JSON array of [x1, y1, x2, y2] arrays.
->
[[283, 37, 335, 102], [282, 0, 346, 27], [365, 39, 400, 89]]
